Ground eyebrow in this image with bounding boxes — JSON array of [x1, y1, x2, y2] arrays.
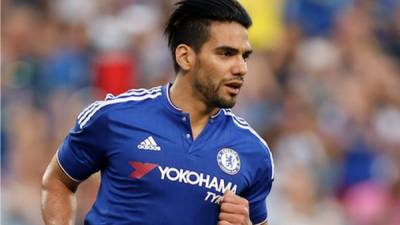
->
[[215, 46, 253, 56]]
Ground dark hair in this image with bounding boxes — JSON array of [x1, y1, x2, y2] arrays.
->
[[164, 0, 252, 73]]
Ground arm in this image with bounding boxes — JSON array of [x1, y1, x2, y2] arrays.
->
[[41, 155, 80, 225]]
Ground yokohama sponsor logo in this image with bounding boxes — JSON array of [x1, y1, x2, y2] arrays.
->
[[158, 166, 237, 194]]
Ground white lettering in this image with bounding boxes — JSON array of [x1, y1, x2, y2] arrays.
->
[[167, 168, 179, 181], [217, 179, 225, 192], [157, 166, 238, 195], [219, 180, 238, 194], [208, 177, 219, 191], [204, 191, 214, 201], [187, 171, 199, 185], [231, 185, 237, 194], [211, 193, 220, 203], [178, 169, 189, 183], [214, 195, 223, 204], [204, 192, 223, 204], [158, 166, 168, 180], [198, 174, 210, 188]]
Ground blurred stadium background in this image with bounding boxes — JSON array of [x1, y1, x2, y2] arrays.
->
[[1, 0, 400, 224]]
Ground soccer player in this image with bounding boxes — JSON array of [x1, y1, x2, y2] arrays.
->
[[41, 0, 274, 224]]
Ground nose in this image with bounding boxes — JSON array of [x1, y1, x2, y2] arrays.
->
[[232, 56, 248, 76]]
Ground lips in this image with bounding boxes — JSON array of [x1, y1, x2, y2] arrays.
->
[[224, 81, 243, 95]]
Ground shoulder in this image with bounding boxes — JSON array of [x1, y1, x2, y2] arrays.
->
[[222, 109, 267, 147], [222, 109, 275, 179], [77, 86, 163, 129]]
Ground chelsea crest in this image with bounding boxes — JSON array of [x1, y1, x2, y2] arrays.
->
[[217, 148, 241, 175]]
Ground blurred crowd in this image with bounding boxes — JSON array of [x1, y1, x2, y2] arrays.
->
[[1, 0, 400, 224]]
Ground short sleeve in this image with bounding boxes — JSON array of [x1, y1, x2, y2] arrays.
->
[[57, 107, 108, 182], [243, 150, 274, 224]]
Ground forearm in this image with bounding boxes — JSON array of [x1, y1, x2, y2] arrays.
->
[[41, 156, 79, 225], [41, 183, 77, 225]]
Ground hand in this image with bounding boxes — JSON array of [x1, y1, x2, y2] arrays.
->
[[218, 191, 252, 225]]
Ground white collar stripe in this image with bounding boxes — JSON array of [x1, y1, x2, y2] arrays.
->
[[107, 86, 162, 100], [79, 87, 162, 121], [165, 84, 182, 111], [78, 103, 102, 125], [223, 109, 249, 127], [79, 92, 162, 129], [78, 101, 101, 120]]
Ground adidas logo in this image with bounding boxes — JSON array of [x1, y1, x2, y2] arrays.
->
[[137, 136, 161, 151]]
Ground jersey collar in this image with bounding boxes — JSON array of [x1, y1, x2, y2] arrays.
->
[[162, 83, 183, 114], [162, 83, 222, 119]]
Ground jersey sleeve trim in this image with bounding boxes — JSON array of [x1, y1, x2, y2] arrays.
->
[[56, 149, 82, 183], [254, 217, 268, 225]]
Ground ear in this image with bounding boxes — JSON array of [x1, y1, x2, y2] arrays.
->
[[175, 44, 195, 71]]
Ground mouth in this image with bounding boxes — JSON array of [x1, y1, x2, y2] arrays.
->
[[224, 81, 243, 95]]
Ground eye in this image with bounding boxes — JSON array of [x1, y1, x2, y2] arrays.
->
[[223, 50, 234, 57], [242, 53, 251, 62]]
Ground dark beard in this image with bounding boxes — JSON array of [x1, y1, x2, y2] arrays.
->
[[193, 77, 236, 109]]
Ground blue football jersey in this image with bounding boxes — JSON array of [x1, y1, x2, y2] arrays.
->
[[57, 84, 274, 225]]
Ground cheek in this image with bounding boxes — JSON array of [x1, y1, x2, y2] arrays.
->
[[201, 54, 227, 72], [204, 60, 228, 81], [196, 55, 230, 87]]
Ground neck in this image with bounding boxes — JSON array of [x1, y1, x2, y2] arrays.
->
[[170, 75, 219, 122], [169, 74, 219, 137]]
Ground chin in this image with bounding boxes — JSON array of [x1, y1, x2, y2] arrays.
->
[[215, 98, 236, 109]]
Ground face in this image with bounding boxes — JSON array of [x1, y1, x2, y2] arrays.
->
[[191, 22, 252, 109]]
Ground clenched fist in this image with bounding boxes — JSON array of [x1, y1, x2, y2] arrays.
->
[[218, 191, 252, 225]]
